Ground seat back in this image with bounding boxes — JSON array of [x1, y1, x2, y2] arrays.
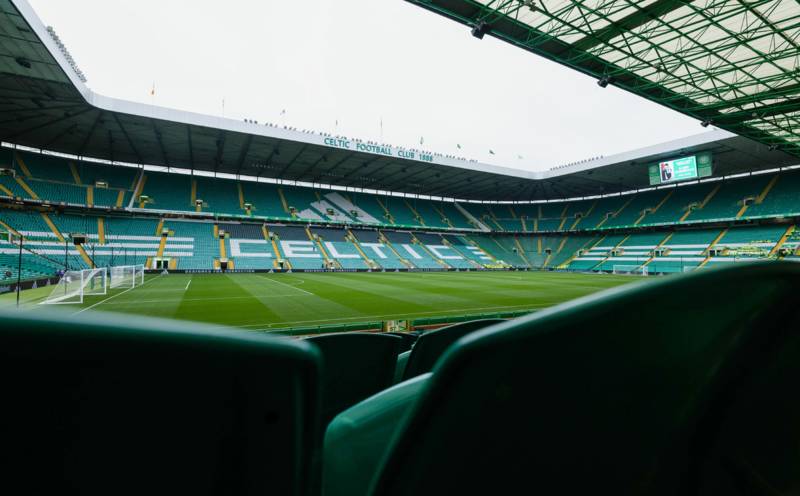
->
[[0, 311, 320, 496], [371, 263, 800, 495], [383, 332, 417, 353], [402, 319, 506, 380], [307, 332, 402, 426]]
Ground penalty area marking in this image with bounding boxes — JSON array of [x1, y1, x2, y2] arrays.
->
[[73, 273, 164, 315], [259, 275, 313, 295]]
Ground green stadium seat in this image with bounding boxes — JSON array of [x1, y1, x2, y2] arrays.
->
[[400, 319, 505, 381], [306, 332, 403, 427], [322, 373, 432, 496], [0, 310, 321, 496], [324, 262, 800, 495], [382, 331, 417, 353]]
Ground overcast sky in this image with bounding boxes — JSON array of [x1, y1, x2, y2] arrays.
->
[[28, 0, 703, 172]]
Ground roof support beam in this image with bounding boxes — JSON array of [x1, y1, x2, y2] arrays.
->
[[570, 0, 695, 52], [42, 123, 78, 149], [234, 134, 254, 175], [4, 106, 92, 142], [276, 144, 307, 178], [76, 109, 104, 156], [711, 97, 800, 126], [151, 121, 170, 167], [310, 153, 350, 182], [186, 125, 195, 171], [214, 132, 226, 172], [112, 113, 143, 164]]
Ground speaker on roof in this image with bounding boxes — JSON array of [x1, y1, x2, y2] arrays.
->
[[471, 21, 490, 39]]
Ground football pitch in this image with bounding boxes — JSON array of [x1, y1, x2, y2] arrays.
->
[[1, 271, 639, 331]]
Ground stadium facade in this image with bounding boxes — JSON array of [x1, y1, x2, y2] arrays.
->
[[2, 0, 800, 286]]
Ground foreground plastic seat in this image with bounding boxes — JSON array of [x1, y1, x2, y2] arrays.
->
[[323, 374, 432, 496], [306, 332, 402, 427], [325, 262, 800, 495], [399, 319, 506, 381], [382, 331, 417, 353], [0, 310, 321, 496]]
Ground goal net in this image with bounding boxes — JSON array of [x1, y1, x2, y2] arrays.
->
[[110, 264, 145, 289], [612, 265, 649, 276], [42, 268, 107, 305]]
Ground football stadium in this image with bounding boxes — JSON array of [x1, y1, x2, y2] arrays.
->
[[2, 0, 800, 493]]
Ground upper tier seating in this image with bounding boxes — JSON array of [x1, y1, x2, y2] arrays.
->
[[141, 171, 193, 212], [4, 147, 800, 236], [642, 182, 715, 225], [195, 176, 241, 215], [687, 175, 771, 221], [604, 190, 670, 228], [240, 182, 291, 219], [746, 170, 800, 218]]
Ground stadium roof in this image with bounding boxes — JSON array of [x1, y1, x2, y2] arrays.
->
[[0, 0, 796, 202], [407, 0, 800, 156]]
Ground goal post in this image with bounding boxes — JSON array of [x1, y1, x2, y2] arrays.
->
[[42, 267, 107, 305], [612, 264, 649, 276], [110, 264, 145, 289]]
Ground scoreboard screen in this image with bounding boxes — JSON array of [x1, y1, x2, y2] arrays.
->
[[649, 152, 712, 186]]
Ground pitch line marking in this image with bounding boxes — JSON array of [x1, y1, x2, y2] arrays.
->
[[200, 302, 550, 331], [259, 275, 313, 295], [94, 293, 309, 305], [185, 278, 192, 291], [73, 273, 163, 315]]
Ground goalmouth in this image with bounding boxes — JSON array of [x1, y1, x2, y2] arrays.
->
[[110, 264, 145, 289], [612, 265, 649, 276], [42, 267, 108, 305]]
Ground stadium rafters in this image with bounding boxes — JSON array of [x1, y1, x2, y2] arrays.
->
[[406, 0, 800, 155]]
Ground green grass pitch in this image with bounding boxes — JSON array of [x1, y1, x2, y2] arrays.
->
[[1, 271, 639, 331]]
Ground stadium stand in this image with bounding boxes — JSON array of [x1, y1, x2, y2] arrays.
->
[[382, 231, 442, 269], [349, 229, 408, 270], [195, 176, 241, 215], [240, 182, 292, 219], [686, 174, 772, 222], [640, 182, 716, 225], [311, 227, 368, 269], [140, 171, 193, 212], [220, 222, 273, 270], [162, 220, 211, 270], [269, 225, 326, 270]]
